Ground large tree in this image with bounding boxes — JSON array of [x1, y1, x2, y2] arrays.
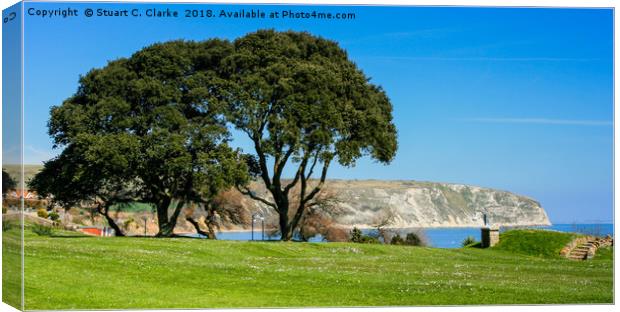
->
[[2, 169, 17, 198], [36, 40, 250, 237], [219, 30, 398, 240]]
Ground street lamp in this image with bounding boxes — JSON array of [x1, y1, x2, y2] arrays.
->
[[473, 210, 489, 227], [141, 215, 148, 237], [251, 213, 264, 241]]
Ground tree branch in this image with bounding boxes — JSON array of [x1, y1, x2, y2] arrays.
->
[[274, 146, 295, 182], [283, 147, 315, 196], [170, 200, 186, 224], [304, 149, 321, 181], [236, 185, 278, 210], [252, 135, 273, 190], [186, 216, 210, 238], [303, 159, 331, 205]]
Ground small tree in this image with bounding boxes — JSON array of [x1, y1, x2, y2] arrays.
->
[[371, 207, 397, 243], [294, 188, 343, 241], [222, 30, 398, 240]]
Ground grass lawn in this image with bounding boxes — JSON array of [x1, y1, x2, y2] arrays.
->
[[7, 226, 614, 309]]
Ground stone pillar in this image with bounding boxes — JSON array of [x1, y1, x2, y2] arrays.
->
[[481, 226, 500, 248]]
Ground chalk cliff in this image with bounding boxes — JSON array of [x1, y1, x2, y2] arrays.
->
[[242, 179, 551, 228]]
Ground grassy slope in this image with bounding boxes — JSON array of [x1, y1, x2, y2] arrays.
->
[[12, 228, 613, 309], [492, 229, 579, 258]]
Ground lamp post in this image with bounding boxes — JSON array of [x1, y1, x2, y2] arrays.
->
[[141, 215, 148, 237], [252, 213, 264, 241]]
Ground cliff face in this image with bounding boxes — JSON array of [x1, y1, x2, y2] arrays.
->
[[242, 180, 551, 228]]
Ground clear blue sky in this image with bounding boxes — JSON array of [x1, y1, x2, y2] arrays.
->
[[20, 3, 613, 223]]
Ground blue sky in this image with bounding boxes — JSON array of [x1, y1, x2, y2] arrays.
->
[[20, 3, 613, 223]]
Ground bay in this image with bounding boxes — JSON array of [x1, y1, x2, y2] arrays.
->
[[190, 223, 614, 248]]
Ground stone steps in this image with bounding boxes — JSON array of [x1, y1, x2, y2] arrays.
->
[[561, 235, 613, 261], [567, 240, 600, 261]]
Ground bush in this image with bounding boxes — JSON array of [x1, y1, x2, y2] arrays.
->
[[359, 235, 380, 244], [37, 208, 48, 219], [350, 227, 363, 243], [391, 233, 405, 245], [462, 236, 477, 247], [48, 211, 60, 221], [405, 232, 427, 246], [32, 224, 53, 236], [350, 227, 380, 244], [388, 231, 427, 246]]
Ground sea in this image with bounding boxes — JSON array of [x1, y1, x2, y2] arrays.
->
[[198, 223, 614, 248]]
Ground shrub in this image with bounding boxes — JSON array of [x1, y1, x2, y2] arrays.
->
[[360, 235, 380, 244], [350, 227, 380, 244], [123, 218, 135, 230], [37, 208, 48, 219], [391, 233, 405, 245], [2, 205, 7, 214], [405, 231, 427, 246], [462, 236, 477, 247], [48, 211, 60, 221], [32, 224, 53, 236], [350, 227, 363, 243]]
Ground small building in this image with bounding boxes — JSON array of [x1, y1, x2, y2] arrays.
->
[[79, 226, 115, 237]]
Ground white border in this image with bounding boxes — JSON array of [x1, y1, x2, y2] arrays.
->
[[0, 1, 616, 312]]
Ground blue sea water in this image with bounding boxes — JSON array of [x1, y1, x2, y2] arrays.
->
[[196, 223, 614, 248], [422, 223, 614, 248]]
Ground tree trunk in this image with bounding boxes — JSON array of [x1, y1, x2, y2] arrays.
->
[[279, 211, 293, 241], [97, 204, 125, 237], [102, 212, 125, 237], [186, 216, 211, 238], [155, 198, 184, 237], [205, 222, 217, 240], [205, 209, 218, 239]]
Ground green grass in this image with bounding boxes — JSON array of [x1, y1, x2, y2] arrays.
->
[[2, 220, 22, 309], [593, 246, 613, 261], [6, 227, 613, 309], [492, 229, 579, 258]]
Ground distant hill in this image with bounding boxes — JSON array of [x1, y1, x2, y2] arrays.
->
[[2, 164, 44, 186], [7, 164, 550, 228]]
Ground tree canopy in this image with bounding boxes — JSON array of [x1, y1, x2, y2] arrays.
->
[[31, 40, 250, 236], [219, 30, 398, 240]]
